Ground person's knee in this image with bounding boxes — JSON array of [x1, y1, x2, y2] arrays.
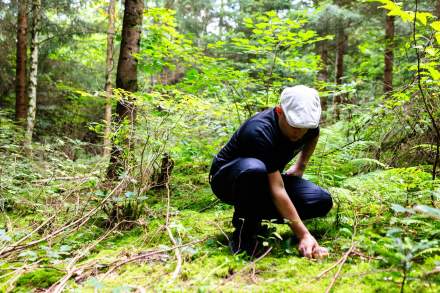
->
[[234, 158, 268, 198], [318, 189, 333, 216], [239, 158, 267, 175]]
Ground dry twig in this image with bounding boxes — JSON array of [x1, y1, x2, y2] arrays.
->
[[164, 167, 182, 282], [101, 237, 206, 279], [46, 225, 119, 293], [320, 216, 358, 293], [0, 179, 126, 258]]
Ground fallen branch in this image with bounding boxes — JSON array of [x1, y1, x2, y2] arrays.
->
[[32, 172, 99, 184], [46, 224, 119, 293], [218, 246, 273, 288], [322, 216, 358, 293], [198, 199, 220, 212], [0, 178, 126, 258], [0, 214, 55, 256], [324, 244, 355, 293], [100, 237, 206, 279]]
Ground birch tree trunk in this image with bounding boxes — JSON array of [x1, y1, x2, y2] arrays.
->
[[24, 0, 41, 152], [15, 0, 28, 123], [383, 13, 394, 95], [103, 0, 116, 158], [107, 0, 144, 179]]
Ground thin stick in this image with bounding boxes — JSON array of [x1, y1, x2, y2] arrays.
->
[[323, 216, 358, 293], [210, 220, 229, 242], [165, 166, 182, 282], [32, 172, 99, 183], [47, 225, 119, 293], [0, 178, 126, 258], [101, 238, 206, 279], [324, 244, 355, 293], [0, 214, 55, 256], [315, 256, 345, 280], [218, 246, 273, 288]]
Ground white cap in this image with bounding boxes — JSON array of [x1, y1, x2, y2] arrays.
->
[[280, 85, 321, 128]]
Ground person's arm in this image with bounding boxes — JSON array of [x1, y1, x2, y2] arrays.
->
[[286, 133, 319, 177], [267, 171, 327, 258]]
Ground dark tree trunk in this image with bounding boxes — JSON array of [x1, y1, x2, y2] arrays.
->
[[107, 0, 144, 179], [384, 14, 395, 95], [153, 153, 174, 189], [15, 0, 28, 123], [333, 27, 347, 120]]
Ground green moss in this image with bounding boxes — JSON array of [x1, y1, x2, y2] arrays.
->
[[14, 268, 63, 291]]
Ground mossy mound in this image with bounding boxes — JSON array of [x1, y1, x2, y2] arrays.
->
[[14, 268, 64, 292]]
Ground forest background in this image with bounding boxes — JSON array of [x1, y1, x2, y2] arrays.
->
[[0, 0, 440, 292]]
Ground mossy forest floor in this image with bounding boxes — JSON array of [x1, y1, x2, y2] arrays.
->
[[1, 130, 439, 292]]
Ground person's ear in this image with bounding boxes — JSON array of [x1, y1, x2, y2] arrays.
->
[[275, 105, 283, 115]]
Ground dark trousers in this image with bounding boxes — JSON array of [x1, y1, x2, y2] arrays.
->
[[209, 157, 333, 235]]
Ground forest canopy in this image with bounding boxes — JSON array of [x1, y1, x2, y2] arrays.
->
[[0, 0, 439, 292]]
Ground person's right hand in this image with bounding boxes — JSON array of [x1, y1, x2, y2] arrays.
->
[[312, 246, 329, 259], [298, 233, 328, 259]]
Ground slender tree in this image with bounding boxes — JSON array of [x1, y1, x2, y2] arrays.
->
[[107, 0, 144, 179], [15, 0, 28, 123], [24, 0, 41, 151], [103, 0, 116, 158], [333, 25, 347, 120], [436, 0, 440, 19], [384, 12, 395, 95]]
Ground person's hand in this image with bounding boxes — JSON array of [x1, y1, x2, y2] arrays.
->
[[298, 233, 328, 259], [285, 163, 305, 177], [312, 246, 329, 259]]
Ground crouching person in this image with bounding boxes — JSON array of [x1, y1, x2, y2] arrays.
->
[[209, 85, 332, 258]]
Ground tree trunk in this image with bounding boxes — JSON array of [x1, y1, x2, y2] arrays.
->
[[107, 0, 144, 179], [317, 41, 329, 112], [15, 0, 28, 123], [219, 0, 224, 37], [103, 0, 116, 158], [333, 27, 347, 120], [164, 0, 175, 9], [24, 0, 41, 152], [384, 14, 394, 95], [436, 0, 440, 19]]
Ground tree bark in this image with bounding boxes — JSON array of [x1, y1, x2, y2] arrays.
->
[[24, 0, 41, 152], [219, 0, 224, 37], [103, 0, 116, 158], [333, 27, 347, 120], [317, 41, 329, 111], [107, 0, 144, 179], [15, 0, 28, 123], [436, 0, 440, 19], [383, 14, 395, 95]]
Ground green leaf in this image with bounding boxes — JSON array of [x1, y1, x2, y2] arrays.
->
[[273, 232, 283, 240], [431, 21, 440, 31], [415, 12, 432, 25]]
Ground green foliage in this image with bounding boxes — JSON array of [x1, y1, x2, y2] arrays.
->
[[211, 10, 324, 110]]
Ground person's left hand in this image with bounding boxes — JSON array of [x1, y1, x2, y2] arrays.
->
[[285, 164, 305, 177]]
